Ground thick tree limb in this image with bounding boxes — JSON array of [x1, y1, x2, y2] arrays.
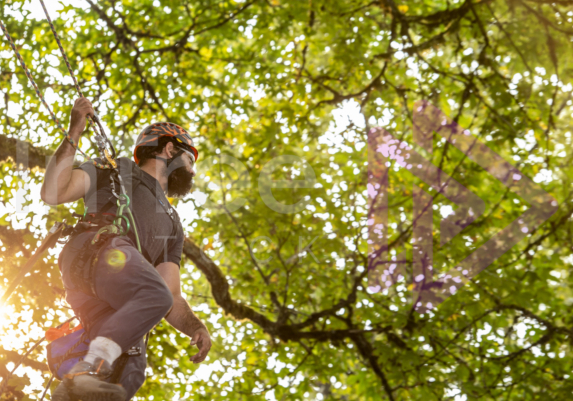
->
[[0, 135, 49, 170], [182, 238, 277, 330], [0, 347, 49, 372], [182, 238, 372, 341]]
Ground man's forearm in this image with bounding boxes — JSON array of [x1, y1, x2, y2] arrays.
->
[[165, 295, 208, 337]]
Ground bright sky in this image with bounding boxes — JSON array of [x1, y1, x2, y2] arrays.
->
[[13, 0, 88, 21]]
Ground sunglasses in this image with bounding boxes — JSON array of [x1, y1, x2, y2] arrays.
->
[[176, 146, 196, 168]]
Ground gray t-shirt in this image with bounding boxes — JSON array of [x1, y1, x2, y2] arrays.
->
[[75, 157, 184, 267]]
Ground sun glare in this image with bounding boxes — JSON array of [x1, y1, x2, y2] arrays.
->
[[0, 301, 13, 331], [0, 302, 13, 349]]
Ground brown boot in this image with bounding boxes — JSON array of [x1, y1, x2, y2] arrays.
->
[[63, 357, 126, 401]]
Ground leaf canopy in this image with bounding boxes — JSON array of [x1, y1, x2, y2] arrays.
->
[[0, 0, 573, 400]]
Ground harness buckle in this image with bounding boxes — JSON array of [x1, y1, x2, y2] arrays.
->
[[126, 347, 142, 356]]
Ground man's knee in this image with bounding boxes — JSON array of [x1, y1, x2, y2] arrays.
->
[[152, 282, 173, 317]]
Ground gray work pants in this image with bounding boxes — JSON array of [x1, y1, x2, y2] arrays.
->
[[58, 231, 173, 400]]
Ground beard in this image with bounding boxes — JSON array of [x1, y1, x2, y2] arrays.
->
[[167, 166, 194, 198]]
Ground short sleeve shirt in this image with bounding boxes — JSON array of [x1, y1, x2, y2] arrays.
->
[[76, 157, 184, 267]]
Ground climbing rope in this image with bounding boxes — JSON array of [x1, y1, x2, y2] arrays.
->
[[0, 14, 114, 169], [38, 0, 117, 168], [38, 0, 87, 100], [0, 20, 88, 159], [39, 373, 54, 401], [39, 374, 54, 401]]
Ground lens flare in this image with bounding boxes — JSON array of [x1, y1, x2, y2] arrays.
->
[[105, 248, 127, 272]]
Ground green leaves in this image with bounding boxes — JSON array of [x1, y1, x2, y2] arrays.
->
[[1, 0, 573, 399]]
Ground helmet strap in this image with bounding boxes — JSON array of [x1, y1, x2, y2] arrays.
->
[[155, 149, 184, 168]]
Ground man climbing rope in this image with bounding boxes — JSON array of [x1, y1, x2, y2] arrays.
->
[[40, 97, 212, 401]]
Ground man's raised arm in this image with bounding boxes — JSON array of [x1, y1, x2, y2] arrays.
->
[[40, 97, 93, 205]]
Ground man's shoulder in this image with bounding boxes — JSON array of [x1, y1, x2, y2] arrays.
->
[[117, 156, 136, 169], [75, 158, 110, 178], [76, 157, 103, 169], [116, 157, 145, 180]]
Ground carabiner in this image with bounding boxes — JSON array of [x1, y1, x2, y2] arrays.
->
[[113, 215, 130, 236], [117, 194, 130, 207]]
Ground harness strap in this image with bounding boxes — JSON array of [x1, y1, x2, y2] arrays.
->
[[85, 212, 116, 225], [109, 354, 130, 383], [155, 149, 184, 168]]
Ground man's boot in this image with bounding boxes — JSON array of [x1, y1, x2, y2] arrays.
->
[[63, 357, 126, 401]]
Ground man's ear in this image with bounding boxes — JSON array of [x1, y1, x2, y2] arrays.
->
[[164, 141, 175, 158]]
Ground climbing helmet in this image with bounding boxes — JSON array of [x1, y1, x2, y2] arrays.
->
[[133, 122, 198, 165]]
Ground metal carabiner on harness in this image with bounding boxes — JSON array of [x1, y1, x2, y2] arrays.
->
[[92, 113, 117, 169], [91, 224, 122, 245]]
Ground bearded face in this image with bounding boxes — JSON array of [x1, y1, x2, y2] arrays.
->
[[164, 150, 195, 198], [167, 165, 194, 198]]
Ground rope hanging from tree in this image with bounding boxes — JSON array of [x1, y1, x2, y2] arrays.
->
[[38, 0, 117, 168], [0, 4, 116, 169]]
